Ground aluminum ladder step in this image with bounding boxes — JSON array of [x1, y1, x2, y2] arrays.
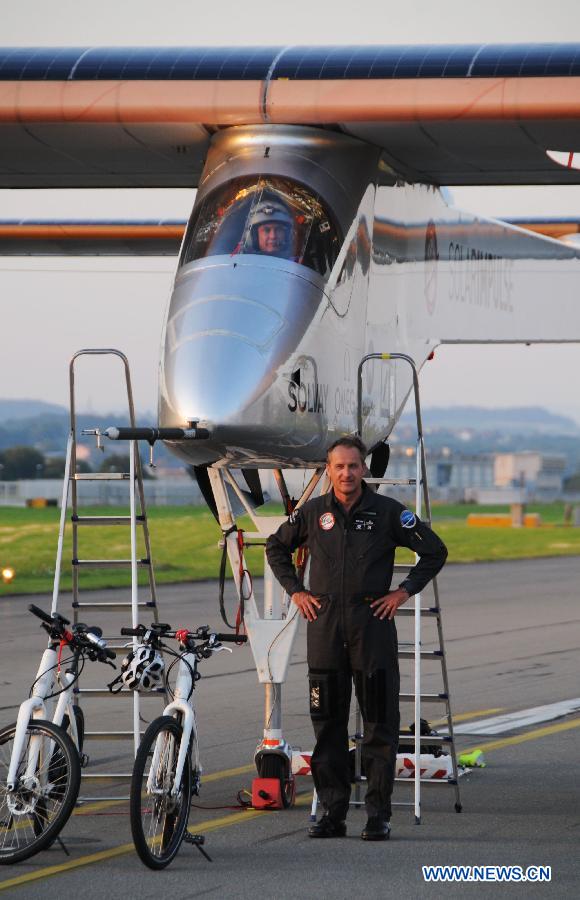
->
[[80, 773, 133, 780], [398, 733, 452, 745], [393, 779, 459, 789], [75, 687, 164, 698], [72, 600, 155, 610], [72, 515, 145, 526], [84, 731, 145, 741], [398, 648, 444, 660], [72, 558, 151, 568], [396, 607, 438, 618], [73, 472, 131, 481], [399, 692, 448, 703]]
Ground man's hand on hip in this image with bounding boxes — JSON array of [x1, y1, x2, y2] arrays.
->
[[291, 591, 321, 621], [370, 588, 410, 620]]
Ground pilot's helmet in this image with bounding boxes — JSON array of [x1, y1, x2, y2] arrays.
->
[[247, 200, 294, 254]]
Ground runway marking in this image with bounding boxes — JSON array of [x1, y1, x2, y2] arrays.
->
[[204, 763, 254, 783], [0, 808, 265, 892], [462, 715, 580, 755], [0, 793, 310, 892], [72, 763, 255, 816], [453, 698, 580, 735], [432, 708, 505, 728], [3, 711, 578, 891]]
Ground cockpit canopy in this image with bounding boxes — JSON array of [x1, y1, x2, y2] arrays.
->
[[180, 175, 341, 280]]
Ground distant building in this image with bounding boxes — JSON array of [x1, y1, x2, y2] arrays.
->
[[383, 448, 566, 502], [494, 451, 566, 500], [384, 448, 494, 502]]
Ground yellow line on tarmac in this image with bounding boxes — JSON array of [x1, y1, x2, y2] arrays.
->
[[0, 791, 311, 894], [74, 798, 127, 816], [462, 716, 580, 755], [0, 807, 267, 893], [0, 841, 137, 893], [204, 763, 254, 783], [6, 716, 577, 892], [72, 763, 255, 816]]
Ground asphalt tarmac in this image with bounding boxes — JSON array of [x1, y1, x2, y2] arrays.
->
[[1, 557, 579, 898]]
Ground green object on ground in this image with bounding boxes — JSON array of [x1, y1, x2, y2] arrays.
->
[[458, 749, 486, 768]]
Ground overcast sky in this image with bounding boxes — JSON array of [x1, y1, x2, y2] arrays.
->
[[2, 0, 580, 422]]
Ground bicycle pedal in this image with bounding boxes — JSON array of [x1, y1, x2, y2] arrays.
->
[[80, 753, 90, 768], [184, 832, 205, 845], [184, 833, 212, 861]]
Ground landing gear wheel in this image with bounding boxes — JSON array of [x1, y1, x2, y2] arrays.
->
[[130, 716, 192, 870], [0, 719, 81, 864], [258, 754, 295, 808]]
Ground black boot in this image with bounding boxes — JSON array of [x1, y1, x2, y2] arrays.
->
[[308, 814, 347, 838], [361, 817, 391, 841]]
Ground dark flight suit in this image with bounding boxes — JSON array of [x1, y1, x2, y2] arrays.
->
[[266, 483, 447, 822]]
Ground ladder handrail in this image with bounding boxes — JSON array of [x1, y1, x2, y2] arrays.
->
[[53, 348, 165, 794], [356, 351, 432, 523], [354, 350, 461, 822]]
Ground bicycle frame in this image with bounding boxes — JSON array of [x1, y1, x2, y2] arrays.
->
[[147, 651, 200, 799], [6, 646, 81, 793]]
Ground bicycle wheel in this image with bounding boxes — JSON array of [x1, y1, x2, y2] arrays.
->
[[130, 715, 192, 869], [0, 719, 81, 864]]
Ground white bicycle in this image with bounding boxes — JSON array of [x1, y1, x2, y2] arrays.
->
[[121, 622, 246, 869], [0, 604, 115, 864]]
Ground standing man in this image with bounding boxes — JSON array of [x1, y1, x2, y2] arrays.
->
[[266, 436, 447, 841]]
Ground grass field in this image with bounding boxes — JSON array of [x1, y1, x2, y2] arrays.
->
[[1, 502, 579, 596]]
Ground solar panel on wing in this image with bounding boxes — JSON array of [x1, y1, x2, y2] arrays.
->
[[2, 43, 580, 82]]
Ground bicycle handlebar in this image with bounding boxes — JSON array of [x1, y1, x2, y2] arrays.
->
[[29, 604, 115, 662], [28, 603, 69, 626], [214, 633, 248, 643], [120, 625, 247, 644]]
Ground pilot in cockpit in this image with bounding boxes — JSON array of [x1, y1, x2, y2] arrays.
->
[[247, 199, 295, 259]]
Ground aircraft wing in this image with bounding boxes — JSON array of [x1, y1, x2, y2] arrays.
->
[[2, 44, 580, 188], [0, 220, 185, 255]]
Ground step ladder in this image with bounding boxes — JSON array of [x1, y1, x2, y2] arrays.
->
[[51, 349, 165, 800], [352, 351, 462, 824]]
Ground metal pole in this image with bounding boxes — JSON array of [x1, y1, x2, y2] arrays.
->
[[129, 439, 141, 758], [51, 433, 72, 615], [414, 436, 422, 825]]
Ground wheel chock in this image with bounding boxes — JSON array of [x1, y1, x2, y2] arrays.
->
[[251, 777, 284, 809]]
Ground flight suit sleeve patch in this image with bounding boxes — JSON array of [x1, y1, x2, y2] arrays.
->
[[400, 509, 416, 529], [319, 512, 335, 531], [288, 508, 301, 525]]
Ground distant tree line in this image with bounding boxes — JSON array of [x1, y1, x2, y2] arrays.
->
[[0, 447, 151, 480]]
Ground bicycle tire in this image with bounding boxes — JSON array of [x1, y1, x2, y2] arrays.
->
[[0, 719, 81, 864], [130, 715, 192, 869]]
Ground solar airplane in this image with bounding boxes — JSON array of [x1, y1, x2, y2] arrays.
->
[[3, 43, 580, 798]]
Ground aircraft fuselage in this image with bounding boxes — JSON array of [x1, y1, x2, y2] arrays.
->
[[158, 125, 580, 467]]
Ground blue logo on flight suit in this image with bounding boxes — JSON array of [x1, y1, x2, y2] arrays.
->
[[400, 509, 416, 529]]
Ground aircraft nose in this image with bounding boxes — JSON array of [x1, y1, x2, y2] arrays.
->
[[163, 321, 279, 423], [159, 258, 326, 457]]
